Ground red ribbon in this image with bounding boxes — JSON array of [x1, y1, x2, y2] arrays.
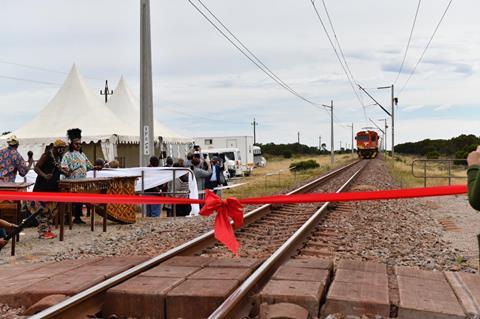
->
[[0, 185, 468, 255], [199, 189, 244, 255]]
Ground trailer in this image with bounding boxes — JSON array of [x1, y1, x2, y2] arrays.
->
[[194, 136, 255, 175]]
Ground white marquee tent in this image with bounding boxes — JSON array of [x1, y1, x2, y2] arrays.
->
[[1, 65, 192, 165]]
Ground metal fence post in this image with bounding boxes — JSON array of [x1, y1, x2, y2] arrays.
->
[[448, 161, 452, 186], [423, 161, 427, 188], [172, 169, 177, 217], [141, 170, 145, 217]]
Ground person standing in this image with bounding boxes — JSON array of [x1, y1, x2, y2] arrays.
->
[[205, 156, 222, 193], [61, 129, 94, 224], [32, 139, 68, 238], [191, 154, 211, 199], [170, 162, 191, 216], [146, 156, 161, 217], [0, 135, 33, 182], [467, 146, 480, 210]]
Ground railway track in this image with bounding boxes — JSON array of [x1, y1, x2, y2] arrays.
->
[[30, 159, 366, 319], [209, 160, 368, 318]]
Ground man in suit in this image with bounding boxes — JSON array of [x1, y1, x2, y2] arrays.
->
[[205, 156, 222, 193]]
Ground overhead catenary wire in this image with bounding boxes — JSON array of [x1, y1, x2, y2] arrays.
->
[[393, 0, 422, 85], [399, 0, 453, 94], [320, 0, 358, 87], [309, 0, 368, 121], [187, 0, 349, 129], [187, 0, 321, 107]]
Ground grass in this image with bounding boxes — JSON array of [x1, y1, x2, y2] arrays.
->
[[223, 154, 356, 199], [385, 153, 468, 188]]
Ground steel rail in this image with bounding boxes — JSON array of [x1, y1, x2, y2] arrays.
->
[[209, 161, 368, 318], [30, 160, 361, 319]]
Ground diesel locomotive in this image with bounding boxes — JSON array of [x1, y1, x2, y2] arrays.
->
[[355, 130, 379, 159]]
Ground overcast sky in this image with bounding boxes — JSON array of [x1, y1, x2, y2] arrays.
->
[[1, 0, 478, 149]]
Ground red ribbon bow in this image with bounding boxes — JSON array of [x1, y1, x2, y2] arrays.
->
[[199, 189, 244, 255]]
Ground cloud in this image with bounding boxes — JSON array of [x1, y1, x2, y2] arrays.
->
[[381, 62, 414, 74], [402, 104, 425, 112], [434, 104, 452, 111], [422, 58, 474, 76]]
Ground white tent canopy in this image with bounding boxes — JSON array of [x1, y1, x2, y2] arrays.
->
[[107, 76, 187, 144], [1, 65, 191, 162]]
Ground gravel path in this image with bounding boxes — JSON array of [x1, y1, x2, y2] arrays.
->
[[329, 158, 478, 273], [0, 214, 216, 265]]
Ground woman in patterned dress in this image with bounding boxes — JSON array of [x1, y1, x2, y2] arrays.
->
[[61, 128, 94, 224]]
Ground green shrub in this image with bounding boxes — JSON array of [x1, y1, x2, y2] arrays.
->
[[283, 150, 292, 158], [454, 150, 467, 165], [426, 151, 440, 159], [289, 159, 320, 171]]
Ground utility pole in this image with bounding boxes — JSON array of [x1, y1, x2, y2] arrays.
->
[[346, 123, 354, 155], [297, 132, 300, 144], [251, 118, 258, 144], [376, 85, 397, 158], [140, 0, 154, 166], [100, 80, 113, 103], [322, 100, 334, 165], [319, 136, 322, 151], [378, 119, 388, 153], [391, 85, 396, 158]]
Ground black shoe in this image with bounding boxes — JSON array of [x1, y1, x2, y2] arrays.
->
[[73, 219, 86, 225]]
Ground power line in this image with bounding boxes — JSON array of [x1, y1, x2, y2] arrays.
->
[[393, 0, 422, 85], [158, 100, 248, 125], [0, 75, 60, 86], [187, 0, 321, 107], [399, 0, 453, 94], [0, 61, 66, 75], [195, 0, 314, 105], [309, 0, 368, 120], [0, 60, 104, 81], [314, 104, 349, 129]]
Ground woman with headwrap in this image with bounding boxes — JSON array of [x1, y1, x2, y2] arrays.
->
[[61, 128, 94, 224]]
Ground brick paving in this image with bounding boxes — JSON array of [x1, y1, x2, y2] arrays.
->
[[1, 256, 480, 318]]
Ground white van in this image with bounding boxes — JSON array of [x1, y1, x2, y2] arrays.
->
[[201, 148, 246, 177]]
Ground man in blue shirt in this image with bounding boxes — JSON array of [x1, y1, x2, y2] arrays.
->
[[0, 135, 33, 182]]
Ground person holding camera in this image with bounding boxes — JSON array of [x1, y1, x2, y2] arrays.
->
[[0, 135, 33, 183], [467, 146, 480, 210], [191, 153, 211, 199]]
